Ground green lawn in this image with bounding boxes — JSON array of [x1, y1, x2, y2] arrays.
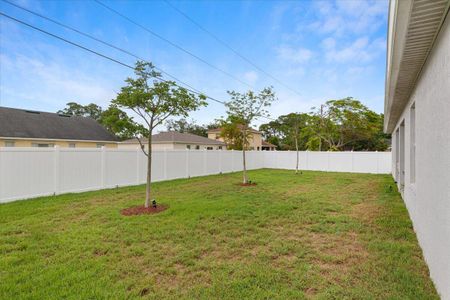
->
[[0, 169, 437, 299]]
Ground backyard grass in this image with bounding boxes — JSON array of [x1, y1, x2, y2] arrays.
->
[[0, 169, 438, 299]]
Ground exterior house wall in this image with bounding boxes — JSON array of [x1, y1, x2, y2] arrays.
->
[[0, 138, 117, 148], [118, 143, 224, 151], [391, 15, 450, 299], [208, 131, 262, 150]]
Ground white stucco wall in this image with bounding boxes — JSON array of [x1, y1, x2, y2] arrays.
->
[[391, 15, 450, 299]]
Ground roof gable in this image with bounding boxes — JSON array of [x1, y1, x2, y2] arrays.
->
[[0, 106, 118, 142]]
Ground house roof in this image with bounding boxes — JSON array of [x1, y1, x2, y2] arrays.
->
[[0, 106, 118, 142], [207, 125, 261, 134], [384, 0, 449, 133], [262, 140, 276, 147], [121, 131, 226, 145]]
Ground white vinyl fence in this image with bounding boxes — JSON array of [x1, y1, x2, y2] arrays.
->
[[0, 147, 391, 203]]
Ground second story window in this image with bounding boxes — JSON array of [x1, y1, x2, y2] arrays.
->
[[68, 143, 76, 148], [4, 141, 15, 147]]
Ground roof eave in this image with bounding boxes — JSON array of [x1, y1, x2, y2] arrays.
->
[[384, 0, 450, 133]]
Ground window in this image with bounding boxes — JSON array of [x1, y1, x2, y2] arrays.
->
[[257, 147, 260, 151], [32, 143, 54, 148], [4, 141, 15, 147], [206, 147, 213, 150], [215, 134, 220, 140], [399, 121, 405, 190], [410, 103, 416, 183], [195, 145, 200, 150], [96, 143, 105, 148], [218, 146, 222, 150], [186, 145, 191, 150], [68, 143, 76, 148]]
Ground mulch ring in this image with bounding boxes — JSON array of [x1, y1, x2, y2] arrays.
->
[[121, 205, 168, 216], [238, 182, 257, 187]]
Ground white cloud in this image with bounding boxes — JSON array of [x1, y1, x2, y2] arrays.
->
[[276, 45, 313, 64], [243, 71, 259, 85], [323, 36, 385, 64], [309, 0, 388, 36]]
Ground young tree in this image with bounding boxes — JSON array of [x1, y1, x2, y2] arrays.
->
[[225, 87, 276, 184], [278, 113, 308, 174], [114, 61, 207, 207]]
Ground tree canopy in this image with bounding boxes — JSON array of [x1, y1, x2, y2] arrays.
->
[[57, 102, 140, 140], [259, 98, 390, 151]]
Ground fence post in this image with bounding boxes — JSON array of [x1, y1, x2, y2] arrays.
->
[[327, 150, 330, 172], [53, 146, 60, 195], [186, 149, 189, 177], [376, 151, 379, 174], [351, 150, 354, 172], [203, 149, 207, 175], [233, 149, 235, 172], [136, 148, 140, 184], [0, 147, 2, 200], [163, 149, 168, 180], [306, 150, 309, 170], [101, 146, 106, 188], [219, 149, 222, 173]]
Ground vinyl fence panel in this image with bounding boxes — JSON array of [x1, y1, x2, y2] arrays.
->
[[0, 148, 391, 203]]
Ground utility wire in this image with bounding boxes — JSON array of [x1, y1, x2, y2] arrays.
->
[[0, 10, 275, 122], [1, 0, 203, 96], [94, 0, 255, 89], [163, 0, 302, 97]]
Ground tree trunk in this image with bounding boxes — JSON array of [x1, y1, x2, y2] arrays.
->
[[145, 130, 152, 208], [242, 128, 248, 184], [295, 135, 299, 174]]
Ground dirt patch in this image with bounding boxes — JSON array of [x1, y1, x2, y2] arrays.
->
[[307, 231, 369, 275], [351, 201, 381, 224], [121, 205, 168, 216], [237, 182, 257, 187]]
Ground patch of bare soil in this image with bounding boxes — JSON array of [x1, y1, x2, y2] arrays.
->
[[237, 182, 257, 187], [121, 205, 168, 216]]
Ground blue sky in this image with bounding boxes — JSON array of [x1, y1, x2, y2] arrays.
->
[[0, 0, 388, 128]]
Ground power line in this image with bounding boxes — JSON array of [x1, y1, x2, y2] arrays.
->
[[0, 11, 275, 121], [94, 0, 255, 89], [1, 0, 203, 96], [163, 0, 302, 97]]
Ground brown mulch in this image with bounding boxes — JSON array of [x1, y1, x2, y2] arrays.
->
[[238, 182, 257, 187], [121, 205, 168, 216]]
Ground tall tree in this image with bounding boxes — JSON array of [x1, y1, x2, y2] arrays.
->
[[58, 102, 103, 120], [58, 102, 141, 140], [225, 87, 276, 184], [165, 118, 210, 137], [310, 98, 386, 151], [100, 105, 143, 140], [113, 61, 207, 208]]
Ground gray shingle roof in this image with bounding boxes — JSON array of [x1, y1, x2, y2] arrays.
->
[[0, 106, 118, 142], [122, 131, 225, 145]]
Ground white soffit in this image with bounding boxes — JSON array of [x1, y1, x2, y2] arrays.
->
[[385, 0, 449, 133]]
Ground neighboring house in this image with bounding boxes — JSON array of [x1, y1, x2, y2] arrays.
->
[[207, 125, 276, 150], [261, 140, 276, 151], [0, 106, 118, 148], [119, 131, 226, 151], [385, 1, 449, 298]]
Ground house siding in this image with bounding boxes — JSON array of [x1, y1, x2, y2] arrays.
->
[[391, 15, 450, 299], [0, 138, 117, 148]]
